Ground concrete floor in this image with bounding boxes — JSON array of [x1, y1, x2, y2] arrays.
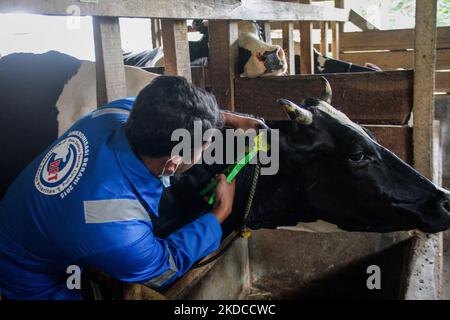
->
[[440, 231, 450, 299]]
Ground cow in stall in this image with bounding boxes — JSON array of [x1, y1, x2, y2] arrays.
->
[[155, 78, 450, 242], [124, 20, 288, 78]]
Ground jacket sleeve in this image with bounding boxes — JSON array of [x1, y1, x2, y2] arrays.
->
[[82, 213, 222, 288]]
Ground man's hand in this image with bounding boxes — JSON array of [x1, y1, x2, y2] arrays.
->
[[221, 111, 265, 132], [236, 117, 266, 131], [211, 174, 236, 223]]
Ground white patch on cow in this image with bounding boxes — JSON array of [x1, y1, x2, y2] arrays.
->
[[238, 21, 287, 78], [124, 65, 159, 96], [148, 47, 165, 68], [56, 61, 96, 136], [56, 61, 158, 136], [316, 100, 372, 141], [316, 53, 327, 72], [277, 220, 346, 233]]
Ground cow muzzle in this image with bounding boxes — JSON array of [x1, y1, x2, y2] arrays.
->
[[262, 47, 286, 74]]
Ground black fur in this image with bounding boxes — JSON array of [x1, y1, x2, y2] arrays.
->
[[0, 51, 81, 199]]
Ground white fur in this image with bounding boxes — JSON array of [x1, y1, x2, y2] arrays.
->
[[56, 61, 158, 135], [317, 100, 372, 140], [238, 22, 287, 78]]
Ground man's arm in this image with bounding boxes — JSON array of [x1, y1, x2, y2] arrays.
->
[[82, 175, 235, 288], [220, 110, 266, 131]]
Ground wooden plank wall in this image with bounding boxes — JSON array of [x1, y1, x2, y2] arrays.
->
[[340, 27, 450, 93], [235, 71, 413, 124]]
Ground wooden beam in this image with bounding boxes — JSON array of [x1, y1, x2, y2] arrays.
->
[[335, 0, 345, 31], [436, 72, 450, 93], [406, 2, 443, 301], [0, 0, 350, 22], [340, 27, 450, 52], [151, 18, 162, 49], [331, 21, 340, 59], [263, 22, 272, 45], [92, 16, 127, 107], [161, 19, 192, 82], [208, 21, 239, 110], [320, 22, 329, 57], [348, 9, 379, 31], [234, 71, 414, 125], [299, 0, 314, 74], [282, 22, 296, 75], [412, 0, 437, 180], [340, 49, 450, 72]]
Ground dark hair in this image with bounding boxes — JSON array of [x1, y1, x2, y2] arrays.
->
[[125, 76, 224, 158]]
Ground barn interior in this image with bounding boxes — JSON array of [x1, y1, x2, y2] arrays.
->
[[0, 0, 449, 301]]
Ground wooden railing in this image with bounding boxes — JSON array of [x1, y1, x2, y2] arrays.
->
[[340, 27, 450, 94]]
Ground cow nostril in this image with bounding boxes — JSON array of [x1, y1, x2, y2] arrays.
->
[[440, 199, 450, 214]]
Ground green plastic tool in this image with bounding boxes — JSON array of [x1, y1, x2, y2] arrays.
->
[[199, 131, 270, 205]]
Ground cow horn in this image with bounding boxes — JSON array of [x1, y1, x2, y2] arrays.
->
[[277, 99, 313, 125], [320, 76, 332, 104]]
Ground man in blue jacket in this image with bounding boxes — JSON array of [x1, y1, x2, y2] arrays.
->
[[0, 76, 261, 300]]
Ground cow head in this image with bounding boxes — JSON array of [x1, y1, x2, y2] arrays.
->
[[249, 78, 450, 233], [238, 22, 287, 78]]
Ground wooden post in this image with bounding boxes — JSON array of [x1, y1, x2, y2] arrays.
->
[[161, 19, 192, 82], [404, 0, 440, 301], [320, 21, 329, 57], [263, 22, 272, 45], [331, 21, 340, 59], [208, 20, 239, 110], [335, 0, 345, 31], [299, 0, 314, 74], [151, 18, 162, 48], [93, 16, 127, 107], [413, 0, 437, 180], [282, 22, 295, 75]]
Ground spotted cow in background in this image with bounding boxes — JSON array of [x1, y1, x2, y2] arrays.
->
[[124, 21, 287, 78]]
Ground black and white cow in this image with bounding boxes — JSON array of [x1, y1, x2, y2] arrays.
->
[[0, 51, 159, 198], [124, 20, 209, 68], [124, 21, 287, 78], [154, 79, 450, 238], [311, 49, 381, 74]]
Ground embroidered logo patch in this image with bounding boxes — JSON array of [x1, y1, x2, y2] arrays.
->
[[35, 131, 89, 197]]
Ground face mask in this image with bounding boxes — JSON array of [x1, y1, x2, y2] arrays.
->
[[158, 157, 181, 188], [159, 175, 172, 188]]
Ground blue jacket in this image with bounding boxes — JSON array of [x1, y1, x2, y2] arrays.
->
[[0, 98, 222, 300]]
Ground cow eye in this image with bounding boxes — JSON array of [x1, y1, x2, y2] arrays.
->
[[349, 152, 368, 164]]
